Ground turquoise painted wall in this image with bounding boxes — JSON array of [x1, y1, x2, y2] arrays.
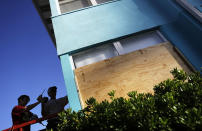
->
[[186, 0, 202, 12], [160, 12, 202, 71], [60, 54, 82, 111], [51, 0, 181, 55], [187, 0, 202, 7], [49, 0, 202, 110]]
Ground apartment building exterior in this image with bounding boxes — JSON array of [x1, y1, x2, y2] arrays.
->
[[33, 0, 202, 111]]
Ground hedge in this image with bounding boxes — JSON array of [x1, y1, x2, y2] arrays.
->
[[57, 68, 202, 131]]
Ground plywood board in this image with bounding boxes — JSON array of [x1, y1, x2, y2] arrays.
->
[[74, 42, 190, 107]]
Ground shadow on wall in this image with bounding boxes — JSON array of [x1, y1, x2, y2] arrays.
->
[[131, 0, 181, 24], [131, 0, 202, 71], [160, 12, 202, 71]]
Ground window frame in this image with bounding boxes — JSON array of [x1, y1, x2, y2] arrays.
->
[[70, 30, 167, 69], [176, 0, 202, 23], [57, 0, 113, 14], [72, 43, 119, 68]]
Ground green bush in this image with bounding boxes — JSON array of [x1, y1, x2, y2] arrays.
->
[[57, 68, 202, 131]]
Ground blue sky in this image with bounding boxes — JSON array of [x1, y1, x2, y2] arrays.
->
[[0, 0, 67, 130]]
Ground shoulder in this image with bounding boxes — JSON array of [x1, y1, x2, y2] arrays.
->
[[57, 96, 67, 101], [57, 96, 68, 105], [12, 105, 26, 115], [12, 105, 25, 111]]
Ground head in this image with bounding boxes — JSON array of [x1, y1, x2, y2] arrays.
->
[[18, 95, 30, 106], [48, 86, 57, 99]]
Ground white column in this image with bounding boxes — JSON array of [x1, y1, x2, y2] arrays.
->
[[90, 0, 98, 6], [113, 41, 125, 55], [55, 0, 61, 15]]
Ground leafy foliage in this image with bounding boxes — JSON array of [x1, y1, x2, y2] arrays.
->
[[57, 68, 202, 131]]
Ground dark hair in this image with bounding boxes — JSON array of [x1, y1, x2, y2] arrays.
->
[[18, 95, 30, 102], [48, 86, 57, 95]]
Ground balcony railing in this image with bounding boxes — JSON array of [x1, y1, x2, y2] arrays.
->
[[3, 113, 58, 131]]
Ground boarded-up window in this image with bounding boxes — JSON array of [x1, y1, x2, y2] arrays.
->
[[74, 43, 191, 108]]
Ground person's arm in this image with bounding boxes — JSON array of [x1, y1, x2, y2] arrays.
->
[[26, 95, 42, 111], [26, 101, 40, 111], [41, 97, 49, 117], [41, 103, 48, 117]]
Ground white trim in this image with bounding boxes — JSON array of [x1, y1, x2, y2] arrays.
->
[[55, 0, 62, 15], [113, 41, 124, 55], [69, 55, 76, 70], [90, 0, 98, 6], [156, 30, 168, 42]]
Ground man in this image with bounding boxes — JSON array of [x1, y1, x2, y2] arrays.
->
[[12, 94, 42, 131], [41, 86, 68, 130]]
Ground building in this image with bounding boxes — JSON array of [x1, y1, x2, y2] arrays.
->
[[33, 0, 202, 111]]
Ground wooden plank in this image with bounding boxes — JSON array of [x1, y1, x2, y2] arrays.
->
[[74, 42, 191, 107]]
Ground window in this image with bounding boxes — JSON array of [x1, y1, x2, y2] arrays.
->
[[58, 0, 113, 14], [73, 44, 118, 68], [95, 0, 112, 4], [59, 0, 92, 13], [72, 30, 167, 68], [116, 31, 165, 55]]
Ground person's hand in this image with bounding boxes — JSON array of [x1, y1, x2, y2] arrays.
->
[[41, 97, 49, 103], [37, 95, 42, 102]]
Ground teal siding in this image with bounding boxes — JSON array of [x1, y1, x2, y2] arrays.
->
[[186, 0, 202, 12], [187, 0, 202, 7], [60, 54, 82, 111], [160, 12, 202, 71], [52, 0, 181, 55], [50, 0, 202, 110]]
